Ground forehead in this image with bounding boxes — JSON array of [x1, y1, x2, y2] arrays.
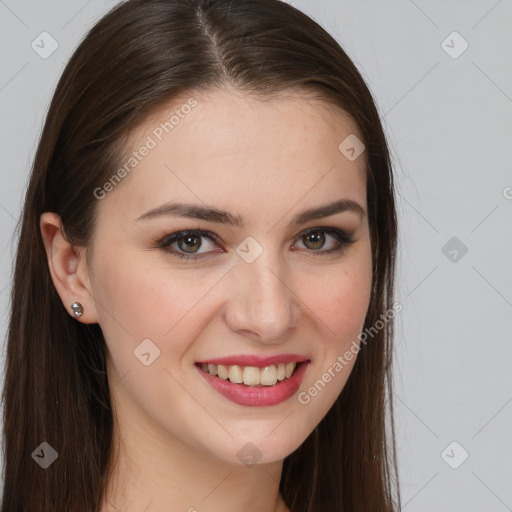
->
[[98, 87, 367, 225]]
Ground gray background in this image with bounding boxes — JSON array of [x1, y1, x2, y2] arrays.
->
[[1, 0, 511, 510]]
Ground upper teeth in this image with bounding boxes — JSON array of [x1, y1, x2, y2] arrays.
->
[[201, 362, 297, 386]]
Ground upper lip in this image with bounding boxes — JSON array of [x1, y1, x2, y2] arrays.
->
[[196, 354, 310, 368]]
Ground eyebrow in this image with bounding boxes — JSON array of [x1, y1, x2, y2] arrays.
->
[[134, 199, 366, 228]]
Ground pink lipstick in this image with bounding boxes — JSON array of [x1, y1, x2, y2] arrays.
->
[[195, 355, 310, 407]]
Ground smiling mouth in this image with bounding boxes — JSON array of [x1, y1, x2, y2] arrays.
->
[[196, 361, 303, 387]]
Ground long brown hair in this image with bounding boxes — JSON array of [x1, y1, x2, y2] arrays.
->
[[1, 0, 400, 510]]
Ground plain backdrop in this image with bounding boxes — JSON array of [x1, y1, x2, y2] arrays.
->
[[0, 1, 511, 510]]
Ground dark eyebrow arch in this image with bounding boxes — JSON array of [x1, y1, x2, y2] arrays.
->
[[134, 199, 366, 228]]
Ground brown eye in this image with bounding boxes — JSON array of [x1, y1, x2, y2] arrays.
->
[[294, 227, 355, 255], [177, 234, 202, 253], [302, 231, 326, 250], [158, 229, 221, 260]]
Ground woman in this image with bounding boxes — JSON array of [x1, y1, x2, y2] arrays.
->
[[1, 0, 401, 510]]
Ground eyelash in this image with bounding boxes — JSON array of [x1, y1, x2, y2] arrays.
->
[[156, 227, 355, 261]]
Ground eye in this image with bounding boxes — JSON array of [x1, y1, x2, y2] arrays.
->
[[157, 230, 222, 260], [293, 227, 354, 255]]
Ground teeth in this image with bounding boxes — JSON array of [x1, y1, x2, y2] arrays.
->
[[277, 363, 286, 381], [217, 364, 229, 380], [285, 362, 295, 378], [201, 362, 297, 386], [243, 366, 260, 386], [228, 365, 243, 384], [260, 365, 277, 386]]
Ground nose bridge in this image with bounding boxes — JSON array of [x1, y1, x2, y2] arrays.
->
[[226, 241, 300, 340]]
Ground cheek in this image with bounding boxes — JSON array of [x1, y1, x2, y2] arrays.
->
[[304, 255, 373, 344], [90, 251, 226, 360]]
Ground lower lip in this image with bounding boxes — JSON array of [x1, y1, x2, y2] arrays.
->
[[196, 362, 310, 407]]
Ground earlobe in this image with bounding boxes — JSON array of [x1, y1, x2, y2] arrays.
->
[[39, 212, 98, 324]]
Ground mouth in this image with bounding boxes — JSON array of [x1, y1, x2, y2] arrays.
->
[[195, 356, 311, 407], [196, 361, 303, 387]]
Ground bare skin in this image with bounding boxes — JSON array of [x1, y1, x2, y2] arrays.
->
[[41, 86, 372, 512]]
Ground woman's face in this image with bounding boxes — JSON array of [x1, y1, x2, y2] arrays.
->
[[87, 87, 372, 465]]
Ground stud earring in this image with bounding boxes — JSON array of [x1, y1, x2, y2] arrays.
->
[[70, 302, 84, 318]]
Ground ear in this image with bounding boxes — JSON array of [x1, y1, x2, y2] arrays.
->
[[40, 212, 99, 324]]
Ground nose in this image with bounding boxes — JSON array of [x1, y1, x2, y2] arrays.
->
[[224, 249, 301, 343]]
